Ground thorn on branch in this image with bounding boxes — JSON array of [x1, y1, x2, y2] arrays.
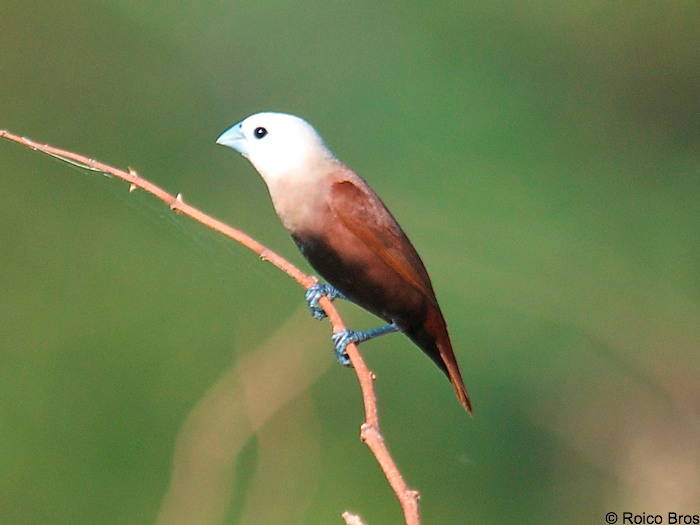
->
[[170, 193, 184, 212], [360, 422, 381, 444], [127, 168, 139, 192]]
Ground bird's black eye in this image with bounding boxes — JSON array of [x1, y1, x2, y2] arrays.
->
[[254, 127, 268, 139]]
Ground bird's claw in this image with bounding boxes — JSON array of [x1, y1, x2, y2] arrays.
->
[[331, 329, 360, 367], [305, 283, 344, 320]]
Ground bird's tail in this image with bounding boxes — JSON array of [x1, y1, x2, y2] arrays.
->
[[437, 333, 473, 415], [406, 306, 473, 415]]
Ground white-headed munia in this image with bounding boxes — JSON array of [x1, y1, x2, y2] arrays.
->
[[217, 113, 472, 414]]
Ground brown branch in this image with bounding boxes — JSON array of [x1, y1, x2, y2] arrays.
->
[[0, 129, 421, 525]]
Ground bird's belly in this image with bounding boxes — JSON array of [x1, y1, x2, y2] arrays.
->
[[292, 232, 428, 328]]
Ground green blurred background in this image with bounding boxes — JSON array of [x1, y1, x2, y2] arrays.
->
[[2, 1, 699, 523]]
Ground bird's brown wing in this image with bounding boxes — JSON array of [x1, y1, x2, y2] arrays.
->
[[329, 179, 437, 304], [329, 177, 473, 414]]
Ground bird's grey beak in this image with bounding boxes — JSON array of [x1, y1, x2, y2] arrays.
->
[[216, 123, 249, 158]]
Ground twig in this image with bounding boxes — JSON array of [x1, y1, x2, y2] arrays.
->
[[0, 129, 421, 525]]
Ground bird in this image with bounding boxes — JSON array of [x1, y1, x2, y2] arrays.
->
[[216, 112, 472, 414]]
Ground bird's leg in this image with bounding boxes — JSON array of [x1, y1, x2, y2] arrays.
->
[[304, 283, 346, 320], [331, 322, 399, 366]]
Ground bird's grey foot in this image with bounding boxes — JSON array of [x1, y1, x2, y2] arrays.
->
[[331, 323, 399, 367], [305, 283, 345, 320], [331, 330, 359, 366]]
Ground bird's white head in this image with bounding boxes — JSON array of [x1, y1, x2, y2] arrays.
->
[[216, 112, 335, 184]]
